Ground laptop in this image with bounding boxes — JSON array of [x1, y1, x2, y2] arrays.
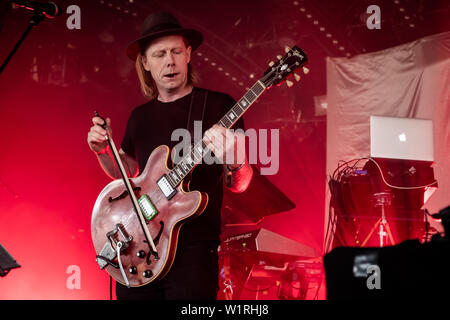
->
[[370, 116, 434, 161]]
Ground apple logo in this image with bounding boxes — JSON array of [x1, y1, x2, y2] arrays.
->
[[398, 132, 407, 142]]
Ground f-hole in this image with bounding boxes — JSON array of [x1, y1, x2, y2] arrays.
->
[[108, 187, 141, 202]]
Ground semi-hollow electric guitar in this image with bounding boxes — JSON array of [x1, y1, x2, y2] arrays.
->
[[91, 46, 309, 287]]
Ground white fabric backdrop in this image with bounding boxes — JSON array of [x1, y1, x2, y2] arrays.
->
[[324, 32, 450, 252]]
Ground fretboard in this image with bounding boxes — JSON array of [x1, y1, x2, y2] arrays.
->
[[166, 81, 266, 188]]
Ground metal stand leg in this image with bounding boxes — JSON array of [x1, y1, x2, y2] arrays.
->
[[0, 13, 45, 74]]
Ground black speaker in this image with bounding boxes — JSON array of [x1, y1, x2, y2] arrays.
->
[[324, 239, 450, 299]]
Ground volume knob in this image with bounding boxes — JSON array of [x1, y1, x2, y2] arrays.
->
[[137, 250, 146, 258], [142, 270, 153, 278], [128, 266, 137, 274]]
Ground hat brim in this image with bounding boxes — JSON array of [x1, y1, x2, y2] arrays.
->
[[126, 28, 203, 61]]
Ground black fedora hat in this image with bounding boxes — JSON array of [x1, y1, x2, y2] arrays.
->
[[126, 11, 203, 61]]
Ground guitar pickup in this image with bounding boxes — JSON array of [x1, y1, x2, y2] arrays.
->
[[138, 194, 158, 222], [157, 174, 177, 200]]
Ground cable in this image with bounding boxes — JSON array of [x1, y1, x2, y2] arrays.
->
[[364, 157, 437, 190], [110, 276, 113, 301], [327, 158, 369, 251], [327, 155, 437, 251], [241, 282, 278, 292], [332, 157, 437, 190], [323, 186, 333, 253], [325, 202, 337, 253]]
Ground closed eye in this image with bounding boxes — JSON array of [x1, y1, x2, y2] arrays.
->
[[153, 52, 165, 58], [152, 48, 183, 58]]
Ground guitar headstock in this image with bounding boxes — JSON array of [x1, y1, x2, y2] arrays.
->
[[261, 45, 309, 89]]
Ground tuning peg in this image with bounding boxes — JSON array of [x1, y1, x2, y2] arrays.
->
[[285, 46, 290, 53], [294, 73, 301, 82], [277, 55, 282, 60], [286, 80, 294, 87], [302, 66, 309, 74], [268, 61, 275, 67]]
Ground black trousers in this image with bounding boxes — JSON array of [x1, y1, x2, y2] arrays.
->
[[116, 243, 219, 300]]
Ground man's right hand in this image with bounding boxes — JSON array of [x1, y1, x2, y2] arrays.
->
[[87, 116, 111, 154]]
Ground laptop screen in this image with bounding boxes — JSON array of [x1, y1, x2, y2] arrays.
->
[[370, 116, 434, 161]]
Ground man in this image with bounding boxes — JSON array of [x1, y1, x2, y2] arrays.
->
[[87, 11, 252, 300]]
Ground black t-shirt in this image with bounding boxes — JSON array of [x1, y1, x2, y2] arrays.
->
[[121, 87, 244, 248]]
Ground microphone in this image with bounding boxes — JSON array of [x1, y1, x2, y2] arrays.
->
[[12, 0, 61, 18]]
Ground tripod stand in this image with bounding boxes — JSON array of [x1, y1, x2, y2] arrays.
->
[[361, 192, 395, 247]]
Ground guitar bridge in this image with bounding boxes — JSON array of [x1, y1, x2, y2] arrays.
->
[[96, 223, 133, 270], [107, 223, 133, 250]]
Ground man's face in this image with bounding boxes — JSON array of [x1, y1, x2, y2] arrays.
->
[[142, 35, 192, 94]]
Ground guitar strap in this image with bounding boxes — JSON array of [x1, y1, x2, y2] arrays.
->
[[186, 87, 208, 143]]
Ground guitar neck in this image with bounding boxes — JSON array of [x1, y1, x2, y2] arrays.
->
[[166, 80, 266, 188], [217, 80, 266, 129]]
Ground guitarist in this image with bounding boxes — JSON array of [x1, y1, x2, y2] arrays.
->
[[87, 11, 253, 300]]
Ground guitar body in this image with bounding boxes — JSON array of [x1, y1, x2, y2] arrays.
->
[[91, 145, 208, 287]]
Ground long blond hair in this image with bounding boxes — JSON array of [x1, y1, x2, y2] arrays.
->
[[135, 38, 199, 100]]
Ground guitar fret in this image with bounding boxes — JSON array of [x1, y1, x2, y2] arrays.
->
[[192, 144, 202, 162], [186, 153, 194, 166], [221, 116, 232, 128], [253, 82, 265, 95], [227, 110, 237, 121], [196, 144, 203, 156], [181, 161, 188, 172], [245, 90, 256, 103], [225, 114, 233, 124], [256, 81, 265, 92], [166, 173, 176, 187], [201, 140, 209, 153], [240, 97, 250, 110], [170, 171, 179, 184], [232, 105, 243, 117], [236, 100, 244, 112]]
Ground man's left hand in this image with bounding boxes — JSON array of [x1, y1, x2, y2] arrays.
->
[[203, 124, 246, 168]]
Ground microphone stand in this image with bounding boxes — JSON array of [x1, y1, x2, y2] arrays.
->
[[0, 12, 45, 75]]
